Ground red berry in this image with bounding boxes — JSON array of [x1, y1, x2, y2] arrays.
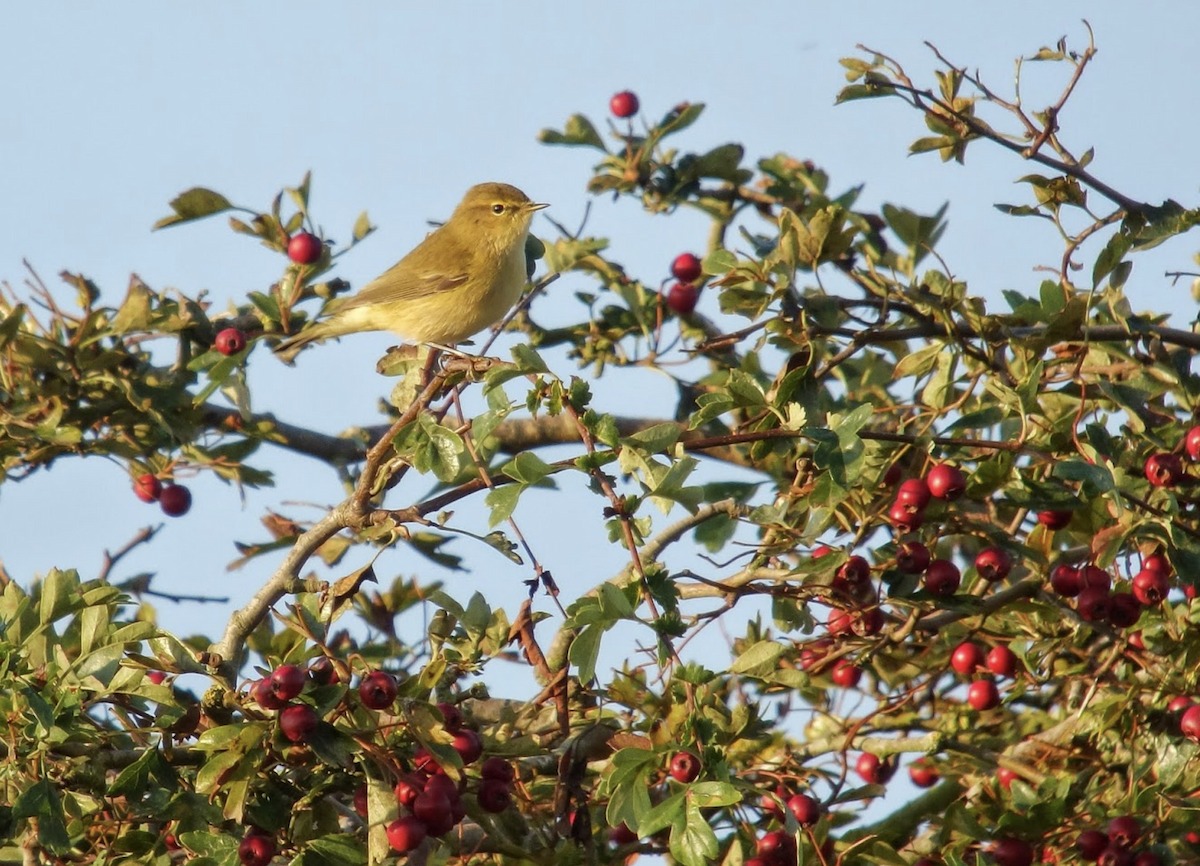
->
[[477, 778, 512, 813], [385, 816, 427, 853], [133, 473, 163, 503], [951, 642, 984, 676], [888, 501, 923, 533], [1106, 592, 1141, 628], [786, 793, 821, 826], [238, 833, 276, 866], [307, 657, 338, 686], [435, 701, 463, 732], [481, 756, 514, 782], [252, 678, 287, 711], [1038, 510, 1072, 530], [855, 752, 892, 785], [215, 327, 247, 356], [666, 282, 698, 315], [986, 646, 1019, 678], [394, 777, 422, 809], [896, 478, 932, 510], [827, 608, 854, 638], [451, 728, 484, 765], [610, 90, 640, 118], [831, 659, 862, 688], [669, 752, 701, 783], [1132, 568, 1170, 605], [1187, 426, 1200, 461], [924, 560, 961, 596], [989, 838, 1034, 866], [1134, 852, 1162, 866], [287, 231, 323, 265], [1169, 695, 1193, 713], [412, 790, 454, 835], [671, 252, 703, 283], [758, 830, 797, 860], [609, 823, 638, 845], [358, 671, 397, 710], [967, 679, 1000, 711], [926, 464, 967, 500], [996, 766, 1018, 790], [1076, 830, 1109, 861], [1143, 552, 1172, 575], [422, 773, 459, 801], [159, 484, 192, 517], [147, 670, 167, 685], [975, 547, 1014, 582], [908, 759, 938, 788], [1076, 586, 1112, 622], [1178, 704, 1200, 740], [896, 541, 931, 574], [1098, 846, 1133, 866], [1050, 563, 1082, 597], [1107, 816, 1140, 847], [856, 607, 884, 636], [799, 638, 831, 669], [279, 704, 318, 743], [269, 664, 306, 701], [838, 555, 872, 585], [1145, 452, 1184, 487], [1079, 565, 1112, 591]]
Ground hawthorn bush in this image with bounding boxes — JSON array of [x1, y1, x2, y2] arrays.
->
[[5, 29, 1200, 866]]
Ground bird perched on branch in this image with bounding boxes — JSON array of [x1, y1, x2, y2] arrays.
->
[[275, 182, 548, 362]]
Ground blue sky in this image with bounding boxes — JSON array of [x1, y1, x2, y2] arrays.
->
[[2, 5, 1199, 785]]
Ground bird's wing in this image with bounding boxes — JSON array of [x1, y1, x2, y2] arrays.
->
[[340, 259, 470, 310]]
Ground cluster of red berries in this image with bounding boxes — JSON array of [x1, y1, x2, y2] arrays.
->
[[242, 661, 513, 859], [947, 637, 1021, 712], [665, 252, 702, 315], [1048, 553, 1170, 630], [1075, 816, 1158, 866], [888, 464, 965, 532], [749, 789, 823, 866], [132, 473, 192, 517], [382, 704, 514, 853]]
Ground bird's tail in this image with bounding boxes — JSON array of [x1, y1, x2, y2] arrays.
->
[[273, 324, 334, 365]]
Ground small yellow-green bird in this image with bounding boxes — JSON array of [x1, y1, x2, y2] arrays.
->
[[275, 182, 548, 362]]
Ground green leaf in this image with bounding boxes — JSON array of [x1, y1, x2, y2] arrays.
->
[[687, 781, 741, 808], [569, 623, 605, 683], [352, 211, 374, 243], [111, 279, 154, 333], [510, 343, 549, 373], [501, 451, 555, 485], [693, 143, 746, 181], [730, 639, 785, 677], [297, 835, 367, 866], [638, 789, 687, 837], [1092, 231, 1132, 288], [153, 187, 234, 230], [670, 800, 720, 866], [537, 114, 607, 150], [12, 780, 70, 853], [484, 484, 523, 528]]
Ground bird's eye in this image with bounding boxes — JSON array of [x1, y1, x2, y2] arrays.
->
[[491, 204, 506, 215]]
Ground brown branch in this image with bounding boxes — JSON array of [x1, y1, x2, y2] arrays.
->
[[96, 525, 162, 583]]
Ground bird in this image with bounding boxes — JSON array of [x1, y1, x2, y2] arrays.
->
[[274, 182, 548, 363]]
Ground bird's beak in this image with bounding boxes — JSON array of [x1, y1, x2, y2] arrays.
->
[[527, 202, 550, 212]]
